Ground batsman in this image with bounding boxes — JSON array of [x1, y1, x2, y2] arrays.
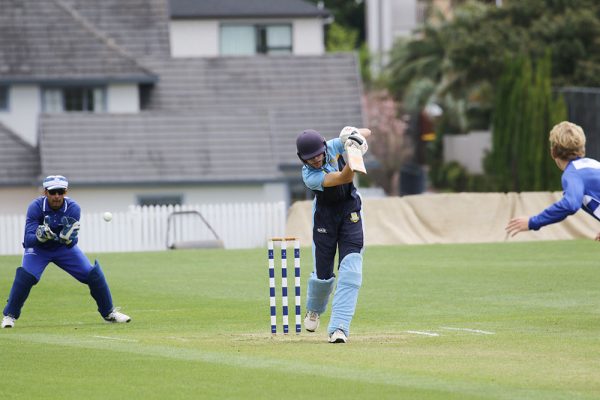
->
[[295, 126, 370, 343], [1, 175, 130, 328]]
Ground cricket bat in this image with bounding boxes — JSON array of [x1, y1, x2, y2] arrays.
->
[[346, 144, 367, 174]]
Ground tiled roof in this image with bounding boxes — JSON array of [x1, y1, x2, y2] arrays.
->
[[0, 123, 40, 185], [39, 111, 282, 185], [63, 0, 171, 58], [170, 0, 330, 19], [144, 54, 364, 166], [0, 0, 363, 187], [0, 0, 157, 82], [38, 54, 364, 185]]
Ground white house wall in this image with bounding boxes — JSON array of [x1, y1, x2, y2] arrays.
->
[[0, 187, 40, 214], [443, 131, 492, 174], [169, 18, 325, 57], [293, 19, 325, 55], [0, 84, 40, 146], [107, 84, 140, 113], [170, 20, 219, 57], [32, 182, 288, 213], [367, 0, 418, 73]]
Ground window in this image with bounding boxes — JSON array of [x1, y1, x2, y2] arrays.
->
[[220, 24, 292, 55], [139, 84, 153, 110], [259, 25, 293, 54], [137, 195, 183, 207], [0, 86, 8, 111], [221, 25, 256, 55], [42, 86, 106, 113]]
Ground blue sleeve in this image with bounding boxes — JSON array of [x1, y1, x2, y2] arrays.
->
[[23, 200, 43, 248], [64, 200, 81, 247], [65, 200, 81, 221], [303, 166, 326, 192], [529, 171, 583, 230], [331, 138, 344, 157]]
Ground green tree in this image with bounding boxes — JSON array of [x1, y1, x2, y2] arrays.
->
[[388, 0, 600, 131], [307, 0, 366, 42], [326, 22, 359, 51], [486, 53, 566, 191]]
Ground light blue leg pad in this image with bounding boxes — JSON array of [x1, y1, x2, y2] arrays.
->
[[328, 253, 363, 336], [306, 274, 335, 314]]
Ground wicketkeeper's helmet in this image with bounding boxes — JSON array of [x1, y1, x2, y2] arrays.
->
[[296, 129, 326, 162]]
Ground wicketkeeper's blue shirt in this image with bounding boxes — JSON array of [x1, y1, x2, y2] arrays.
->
[[530, 157, 600, 230], [23, 197, 81, 249]]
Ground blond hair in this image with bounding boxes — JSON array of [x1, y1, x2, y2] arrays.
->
[[549, 121, 586, 160]]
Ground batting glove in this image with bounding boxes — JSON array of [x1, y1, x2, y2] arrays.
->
[[345, 133, 368, 155], [339, 126, 359, 144], [59, 216, 80, 245], [35, 224, 57, 243]]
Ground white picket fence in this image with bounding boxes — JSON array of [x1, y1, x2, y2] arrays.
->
[[0, 202, 286, 255]]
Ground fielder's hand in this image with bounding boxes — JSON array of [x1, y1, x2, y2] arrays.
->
[[345, 133, 368, 155], [59, 216, 80, 245], [505, 217, 529, 237], [339, 126, 359, 144]]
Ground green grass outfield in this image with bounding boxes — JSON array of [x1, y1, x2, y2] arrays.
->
[[1, 240, 599, 399]]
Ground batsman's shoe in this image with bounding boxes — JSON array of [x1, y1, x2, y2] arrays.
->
[[304, 310, 320, 332], [328, 329, 348, 344], [104, 308, 131, 323], [1, 315, 16, 328]]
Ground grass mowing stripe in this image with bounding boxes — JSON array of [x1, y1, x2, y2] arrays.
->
[[440, 327, 496, 335], [0, 332, 590, 400], [405, 330, 440, 337]]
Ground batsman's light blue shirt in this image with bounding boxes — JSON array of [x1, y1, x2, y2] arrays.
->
[[302, 138, 345, 191], [530, 157, 600, 230]]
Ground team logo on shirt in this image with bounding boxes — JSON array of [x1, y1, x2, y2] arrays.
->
[[350, 212, 360, 223]]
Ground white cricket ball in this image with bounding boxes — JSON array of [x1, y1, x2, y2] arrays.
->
[[103, 212, 113, 222]]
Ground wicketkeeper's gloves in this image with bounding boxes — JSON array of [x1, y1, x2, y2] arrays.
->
[[59, 216, 80, 245], [35, 224, 57, 243]]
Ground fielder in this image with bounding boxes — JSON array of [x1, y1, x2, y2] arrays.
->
[[1, 175, 130, 328], [296, 126, 370, 343], [506, 121, 600, 239]]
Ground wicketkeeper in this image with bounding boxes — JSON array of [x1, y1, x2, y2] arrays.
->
[[296, 126, 371, 343], [1, 175, 130, 328]]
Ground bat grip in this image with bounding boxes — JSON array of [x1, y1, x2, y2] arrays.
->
[[347, 135, 363, 145]]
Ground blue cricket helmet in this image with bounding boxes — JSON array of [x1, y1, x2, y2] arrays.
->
[[296, 129, 326, 161]]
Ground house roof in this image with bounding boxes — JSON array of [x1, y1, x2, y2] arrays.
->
[[62, 0, 171, 59], [39, 111, 282, 185], [170, 0, 330, 19], [0, 0, 157, 83], [37, 54, 364, 185], [0, 0, 363, 188], [144, 53, 364, 167], [0, 123, 40, 186]]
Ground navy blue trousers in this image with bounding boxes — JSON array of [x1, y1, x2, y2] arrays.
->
[[312, 201, 364, 279]]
